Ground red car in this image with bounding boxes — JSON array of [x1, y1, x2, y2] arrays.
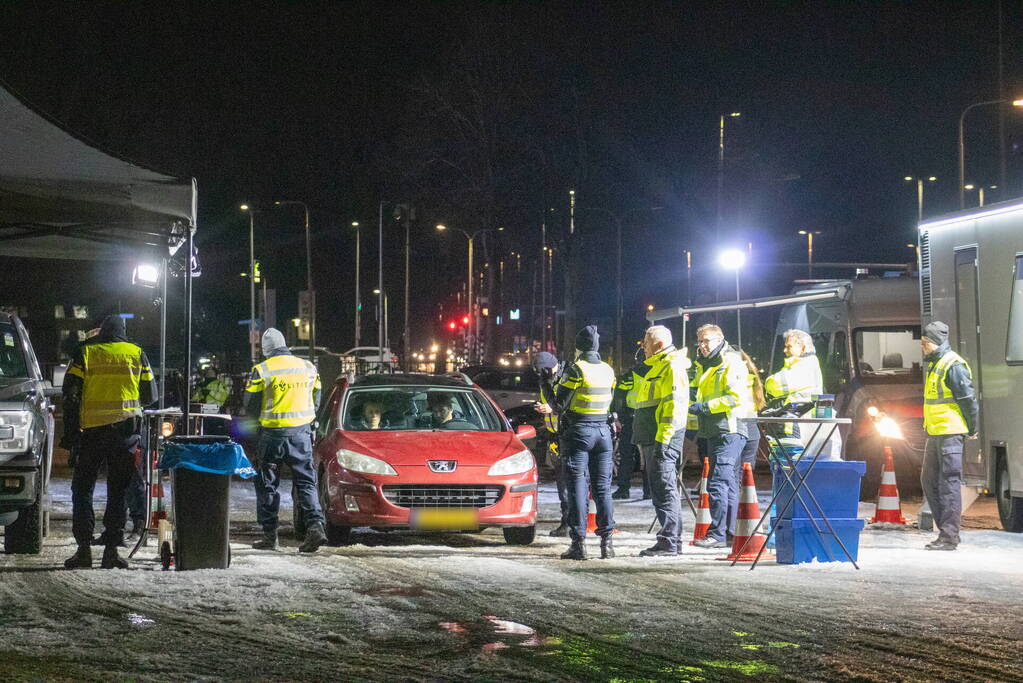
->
[[313, 373, 538, 546]]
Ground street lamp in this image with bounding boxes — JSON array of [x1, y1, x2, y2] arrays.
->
[[718, 248, 747, 349], [436, 224, 503, 364], [240, 204, 258, 365], [902, 176, 937, 222], [797, 230, 822, 279], [274, 200, 314, 363], [958, 98, 1023, 208], [718, 111, 742, 227], [964, 183, 998, 207], [351, 221, 361, 348]]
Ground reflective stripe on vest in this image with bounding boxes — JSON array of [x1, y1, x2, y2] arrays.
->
[[79, 342, 149, 429], [539, 384, 559, 432], [568, 360, 615, 415], [249, 355, 320, 428], [695, 351, 750, 434], [923, 351, 970, 435]]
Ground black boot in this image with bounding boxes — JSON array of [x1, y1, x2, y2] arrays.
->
[[548, 523, 569, 537], [611, 488, 630, 500], [298, 522, 327, 553], [560, 539, 587, 560], [64, 545, 92, 570], [101, 545, 129, 569], [600, 536, 615, 559], [252, 528, 279, 550]]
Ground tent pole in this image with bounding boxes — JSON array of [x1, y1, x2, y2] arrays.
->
[[159, 257, 167, 410], [183, 228, 193, 433]]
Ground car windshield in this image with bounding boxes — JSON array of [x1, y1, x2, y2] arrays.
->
[[853, 326, 922, 383], [342, 386, 504, 431], [0, 322, 28, 378]]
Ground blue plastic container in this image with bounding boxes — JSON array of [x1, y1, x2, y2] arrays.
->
[[771, 459, 866, 521], [775, 518, 864, 564]]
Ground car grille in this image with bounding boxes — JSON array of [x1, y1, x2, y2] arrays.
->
[[382, 484, 504, 509]]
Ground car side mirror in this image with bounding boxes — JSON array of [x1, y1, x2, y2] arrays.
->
[[515, 424, 536, 441]]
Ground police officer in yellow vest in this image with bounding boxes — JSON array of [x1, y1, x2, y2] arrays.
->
[[920, 321, 978, 551], [689, 324, 753, 549], [541, 326, 616, 560], [765, 329, 824, 450], [632, 325, 691, 557], [611, 346, 653, 501], [244, 328, 327, 553], [192, 365, 231, 410], [533, 352, 571, 537], [62, 315, 157, 569]]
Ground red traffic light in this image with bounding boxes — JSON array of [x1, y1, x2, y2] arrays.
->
[[448, 320, 457, 330], [461, 315, 470, 325]]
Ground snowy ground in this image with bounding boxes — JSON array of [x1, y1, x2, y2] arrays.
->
[[2, 473, 1023, 682]]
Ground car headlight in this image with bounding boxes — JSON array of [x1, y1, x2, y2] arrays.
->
[[488, 449, 535, 476], [336, 449, 398, 476], [0, 410, 33, 454]]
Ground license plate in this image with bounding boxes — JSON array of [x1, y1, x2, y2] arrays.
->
[[411, 508, 479, 531]]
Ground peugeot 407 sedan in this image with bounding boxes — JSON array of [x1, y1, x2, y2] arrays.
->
[[312, 374, 537, 546]]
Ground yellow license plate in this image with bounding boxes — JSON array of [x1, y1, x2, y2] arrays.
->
[[411, 508, 479, 531]]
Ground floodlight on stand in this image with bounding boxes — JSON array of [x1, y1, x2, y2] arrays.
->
[[717, 248, 747, 270], [132, 263, 160, 288]]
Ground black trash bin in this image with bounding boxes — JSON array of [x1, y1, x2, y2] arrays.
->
[[165, 435, 237, 570]]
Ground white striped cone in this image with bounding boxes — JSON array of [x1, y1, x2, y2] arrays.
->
[[718, 462, 772, 562], [869, 446, 907, 524], [147, 461, 167, 530], [689, 457, 712, 545], [586, 494, 597, 533]]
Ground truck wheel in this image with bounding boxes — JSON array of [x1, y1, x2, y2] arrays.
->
[[996, 456, 1023, 533], [4, 471, 43, 554], [503, 525, 536, 545]]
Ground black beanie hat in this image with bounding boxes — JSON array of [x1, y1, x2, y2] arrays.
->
[[923, 321, 949, 346], [575, 325, 599, 352]]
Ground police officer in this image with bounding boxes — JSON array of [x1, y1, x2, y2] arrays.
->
[[632, 325, 691, 556], [689, 324, 752, 549], [920, 321, 978, 551], [245, 328, 327, 553], [532, 352, 570, 536], [541, 326, 616, 560], [62, 315, 157, 569], [192, 365, 231, 411], [611, 346, 650, 500], [764, 329, 823, 451]]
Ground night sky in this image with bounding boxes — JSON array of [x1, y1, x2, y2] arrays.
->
[[2, 2, 1021, 364]]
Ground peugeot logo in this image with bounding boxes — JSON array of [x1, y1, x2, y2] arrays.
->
[[428, 460, 457, 473]]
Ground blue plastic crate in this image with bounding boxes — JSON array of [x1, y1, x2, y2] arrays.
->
[[771, 460, 865, 521], [775, 517, 864, 564]]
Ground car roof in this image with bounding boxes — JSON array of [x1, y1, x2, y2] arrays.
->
[[349, 373, 473, 388]]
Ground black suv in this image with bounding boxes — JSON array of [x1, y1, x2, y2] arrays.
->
[[0, 313, 56, 554]]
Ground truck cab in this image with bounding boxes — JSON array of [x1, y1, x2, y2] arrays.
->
[[0, 312, 56, 554]]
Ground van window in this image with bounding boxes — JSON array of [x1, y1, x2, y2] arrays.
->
[[853, 326, 922, 383], [1007, 255, 1023, 362]]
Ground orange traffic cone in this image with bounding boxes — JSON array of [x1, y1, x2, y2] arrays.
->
[[689, 458, 712, 545], [869, 446, 907, 525], [718, 462, 773, 562], [586, 494, 597, 533]]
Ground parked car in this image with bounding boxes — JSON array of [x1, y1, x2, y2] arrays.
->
[[312, 373, 537, 546], [462, 365, 541, 414], [0, 313, 57, 554], [340, 346, 397, 374]]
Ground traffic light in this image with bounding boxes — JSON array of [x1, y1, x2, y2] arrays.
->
[[461, 315, 470, 325], [448, 320, 457, 331]]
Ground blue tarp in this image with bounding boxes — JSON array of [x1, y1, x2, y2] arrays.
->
[[157, 441, 256, 478]]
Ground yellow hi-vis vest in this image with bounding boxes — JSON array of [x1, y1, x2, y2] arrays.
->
[[246, 354, 321, 428], [631, 346, 691, 445], [68, 341, 152, 429], [539, 383, 559, 433], [192, 378, 230, 407], [765, 353, 823, 439], [695, 348, 752, 436], [561, 360, 616, 415], [924, 350, 971, 435]]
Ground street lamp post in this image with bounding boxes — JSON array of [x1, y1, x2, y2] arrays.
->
[[274, 200, 314, 363], [958, 98, 1023, 208], [240, 204, 258, 366], [351, 221, 361, 348], [798, 230, 822, 279], [903, 176, 936, 222], [717, 111, 742, 227], [436, 224, 502, 364], [964, 183, 998, 207], [718, 249, 747, 350]]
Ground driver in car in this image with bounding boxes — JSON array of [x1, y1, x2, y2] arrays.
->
[[427, 392, 475, 429]]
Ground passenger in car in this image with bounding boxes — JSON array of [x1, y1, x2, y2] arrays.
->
[[351, 400, 387, 430]]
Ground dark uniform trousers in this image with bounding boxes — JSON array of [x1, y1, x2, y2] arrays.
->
[[253, 426, 325, 532], [561, 420, 614, 541], [641, 440, 684, 550], [706, 432, 748, 542], [71, 418, 141, 546], [921, 434, 964, 544]]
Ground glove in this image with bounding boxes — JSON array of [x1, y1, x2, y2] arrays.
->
[[688, 402, 709, 416]]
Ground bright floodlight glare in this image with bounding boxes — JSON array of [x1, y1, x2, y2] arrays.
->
[[718, 249, 746, 270], [132, 263, 160, 288], [866, 405, 880, 417], [875, 416, 904, 440], [1013, 99, 1023, 107]]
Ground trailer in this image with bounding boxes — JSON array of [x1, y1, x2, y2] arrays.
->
[[919, 200, 1023, 532]]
